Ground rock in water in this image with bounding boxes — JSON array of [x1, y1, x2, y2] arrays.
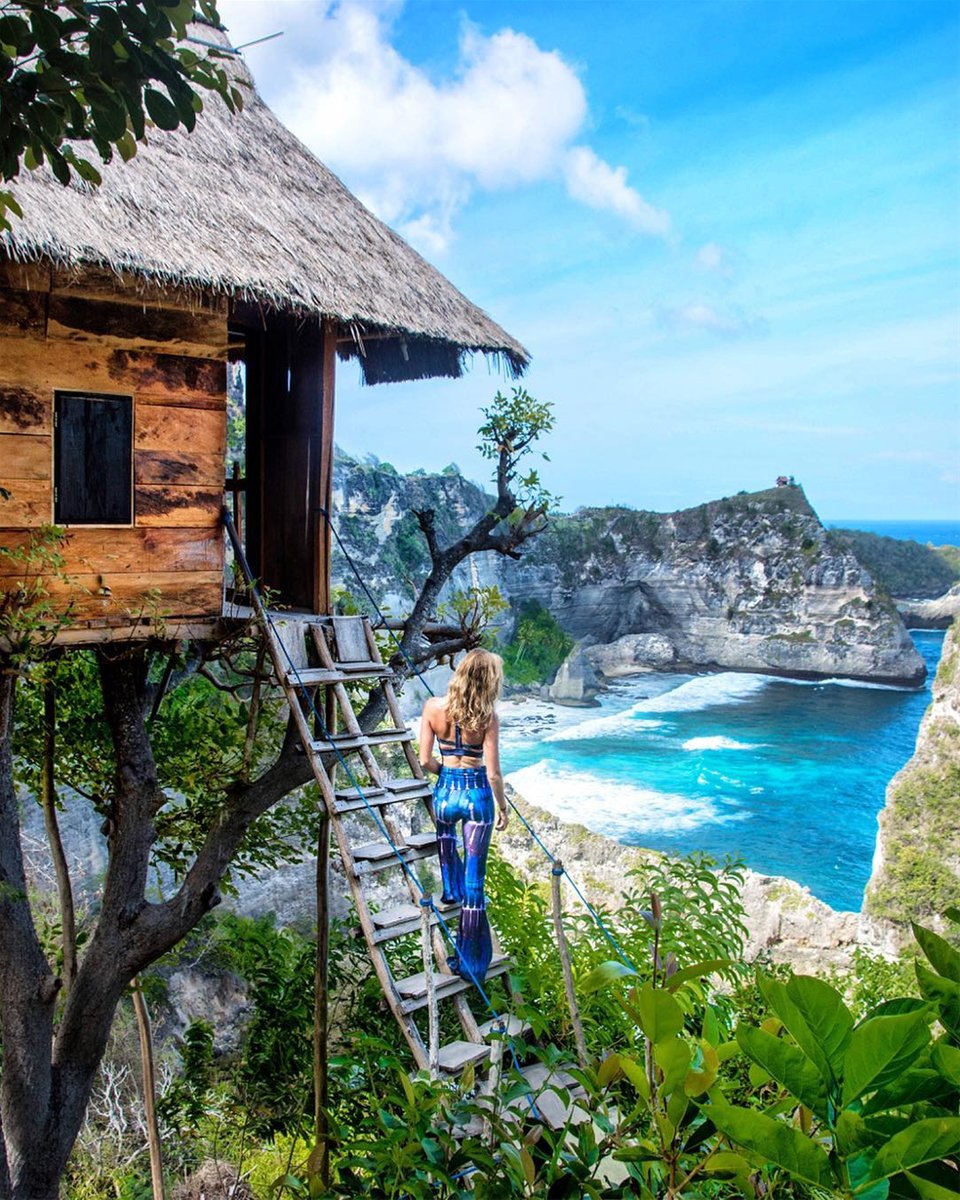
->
[[547, 641, 602, 706]]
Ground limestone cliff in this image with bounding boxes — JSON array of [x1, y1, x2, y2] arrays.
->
[[502, 486, 925, 686], [331, 449, 498, 607], [330, 455, 924, 686], [864, 620, 960, 925]]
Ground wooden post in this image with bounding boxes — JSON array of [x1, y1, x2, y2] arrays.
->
[[317, 317, 337, 615], [420, 898, 439, 1076], [131, 980, 165, 1200], [550, 861, 588, 1068], [484, 1021, 505, 1145], [313, 806, 331, 1187]]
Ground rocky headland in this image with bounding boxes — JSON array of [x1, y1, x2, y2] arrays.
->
[[331, 454, 925, 688], [502, 486, 924, 687]]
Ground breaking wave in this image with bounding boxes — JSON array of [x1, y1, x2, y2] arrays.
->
[[505, 760, 747, 839]]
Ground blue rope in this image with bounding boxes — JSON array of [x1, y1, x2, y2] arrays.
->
[[318, 505, 638, 974]]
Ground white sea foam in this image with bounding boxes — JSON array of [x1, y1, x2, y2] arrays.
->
[[546, 672, 771, 742], [682, 735, 763, 752], [786, 677, 916, 692], [506, 760, 746, 838]]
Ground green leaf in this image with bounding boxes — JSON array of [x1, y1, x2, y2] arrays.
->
[[932, 1041, 960, 1085], [637, 982, 684, 1044], [913, 923, 960, 984], [843, 1013, 932, 1107], [655, 1038, 691, 1094], [619, 1055, 651, 1100], [785, 974, 854, 1074], [863, 1068, 957, 1115], [916, 964, 960, 1038], [144, 86, 181, 131], [737, 1024, 829, 1118], [905, 1161, 960, 1200], [666, 958, 734, 991], [580, 959, 637, 994], [864, 1118, 960, 1186], [685, 1040, 720, 1097], [701, 1096, 834, 1189]]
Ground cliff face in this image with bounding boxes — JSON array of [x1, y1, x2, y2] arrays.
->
[[502, 486, 925, 686], [331, 449, 500, 605], [330, 454, 924, 686], [864, 621, 960, 925]]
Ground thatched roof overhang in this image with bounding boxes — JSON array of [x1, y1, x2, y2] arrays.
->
[[1, 23, 529, 385]]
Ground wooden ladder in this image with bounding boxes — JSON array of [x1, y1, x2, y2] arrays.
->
[[256, 605, 519, 1075]]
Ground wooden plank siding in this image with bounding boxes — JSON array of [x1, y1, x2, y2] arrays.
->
[[0, 265, 229, 634]]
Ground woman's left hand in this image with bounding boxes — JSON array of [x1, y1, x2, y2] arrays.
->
[[496, 804, 509, 832]]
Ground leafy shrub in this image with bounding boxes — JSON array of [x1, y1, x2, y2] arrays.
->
[[501, 600, 573, 685]]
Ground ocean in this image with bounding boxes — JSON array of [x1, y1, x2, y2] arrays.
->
[[500, 518, 955, 914]]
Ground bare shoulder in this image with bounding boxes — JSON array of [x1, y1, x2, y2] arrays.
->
[[422, 696, 444, 722]]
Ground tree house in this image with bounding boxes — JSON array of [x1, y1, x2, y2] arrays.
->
[[0, 23, 528, 647]]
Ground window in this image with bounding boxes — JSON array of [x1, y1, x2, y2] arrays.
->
[[54, 392, 133, 525]]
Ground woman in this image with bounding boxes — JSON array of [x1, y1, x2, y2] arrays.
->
[[419, 649, 508, 983]]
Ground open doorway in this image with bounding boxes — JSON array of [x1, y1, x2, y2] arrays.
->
[[225, 309, 336, 613]]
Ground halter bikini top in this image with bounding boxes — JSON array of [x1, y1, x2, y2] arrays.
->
[[436, 723, 484, 761]]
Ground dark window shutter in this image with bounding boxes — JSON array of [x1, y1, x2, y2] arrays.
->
[[55, 393, 132, 525]]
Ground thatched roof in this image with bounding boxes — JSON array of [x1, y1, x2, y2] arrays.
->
[[1, 23, 529, 384]]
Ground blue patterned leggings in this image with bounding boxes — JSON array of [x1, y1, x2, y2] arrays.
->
[[434, 766, 494, 982]]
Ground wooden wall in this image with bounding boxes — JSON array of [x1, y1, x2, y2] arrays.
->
[[0, 259, 228, 634]]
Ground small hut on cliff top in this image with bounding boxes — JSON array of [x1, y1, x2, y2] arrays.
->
[[0, 20, 528, 637]]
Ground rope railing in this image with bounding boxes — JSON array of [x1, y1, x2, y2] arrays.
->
[[317, 504, 639, 975]]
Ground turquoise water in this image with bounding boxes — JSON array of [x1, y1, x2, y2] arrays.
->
[[501, 631, 945, 913]]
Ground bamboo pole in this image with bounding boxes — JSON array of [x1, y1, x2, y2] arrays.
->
[[131, 981, 164, 1200], [550, 861, 588, 1068], [420, 898, 440, 1076]]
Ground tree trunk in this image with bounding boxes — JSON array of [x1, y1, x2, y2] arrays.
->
[[0, 669, 59, 1200]]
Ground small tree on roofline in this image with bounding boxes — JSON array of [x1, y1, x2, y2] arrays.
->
[[0, 0, 242, 230], [0, 389, 554, 1200]]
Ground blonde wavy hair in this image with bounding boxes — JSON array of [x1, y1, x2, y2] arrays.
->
[[446, 649, 503, 732]]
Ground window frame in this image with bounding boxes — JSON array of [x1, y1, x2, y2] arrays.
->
[[53, 390, 135, 527]]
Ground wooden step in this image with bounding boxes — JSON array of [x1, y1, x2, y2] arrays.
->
[[309, 728, 412, 755], [396, 956, 511, 1013], [478, 1014, 530, 1040], [333, 777, 431, 815], [352, 838, 439, 877], [515, 1063, 591, 1130], [437, 1040, 492, 1073], [283, 665, 392, 687], [335, 788, 421, 816], [370, 900, 461, 943]]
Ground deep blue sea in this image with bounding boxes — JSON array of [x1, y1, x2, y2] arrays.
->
[[501, 519, 955, 913]]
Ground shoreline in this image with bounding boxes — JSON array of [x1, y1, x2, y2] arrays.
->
[[500, 787, 901, 972]]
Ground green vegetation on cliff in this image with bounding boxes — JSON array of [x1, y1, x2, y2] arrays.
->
[[832, 528, 960, 598], [501, 600, 573, 684], [866, 624, 960, 923]]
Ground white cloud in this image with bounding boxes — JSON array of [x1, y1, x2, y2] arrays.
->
[[696, 242, 733, 275], [563, 146, 670, 237], [221, 0, 669, 253], [658, 302, 767, 339]]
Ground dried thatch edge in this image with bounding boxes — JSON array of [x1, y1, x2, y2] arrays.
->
[[1, 236, 528, 379]]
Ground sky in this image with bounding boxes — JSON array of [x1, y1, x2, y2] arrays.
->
[[216, 0, 960, 520]]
